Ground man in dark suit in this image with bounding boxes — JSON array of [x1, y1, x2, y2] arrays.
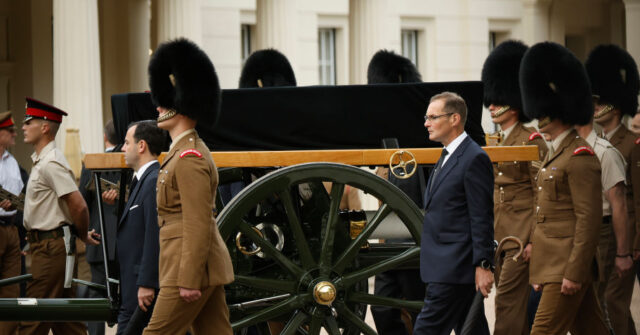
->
[[102, 120, 165, 334], [414, 91, 495, 335]]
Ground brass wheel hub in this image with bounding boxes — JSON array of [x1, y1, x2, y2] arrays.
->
[[313, 281, 336, 306]]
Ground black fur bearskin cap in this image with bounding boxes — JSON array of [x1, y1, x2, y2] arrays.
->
[[239, 49, 297, 88], [520, 42, 593, 126], [367, 50, 422, 84], [586, 44, 639, 116], [481, 40, 529, 122], [148, 38, 221, 125]]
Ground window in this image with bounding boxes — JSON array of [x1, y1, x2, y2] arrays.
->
[[318, 28, 336, 85], [241, 24, 252, 65], [489, 31, 510, 52], [401, 30, 418, 66]]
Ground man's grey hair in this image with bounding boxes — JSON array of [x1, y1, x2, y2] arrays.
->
[[429, 91, 468, 125]]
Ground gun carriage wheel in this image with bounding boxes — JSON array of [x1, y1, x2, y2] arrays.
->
[[218, 162, 424, 335]]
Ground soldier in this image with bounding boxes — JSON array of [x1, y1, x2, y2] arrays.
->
[[239, 48, 297, 88], [520, 42, 608, 334], [575, 111, 629, 332], [481, 40, 548, 335], [0, 111, 22, 334], [586, 44, 640, 335], [18, 97, 100, 334], [366, 49, 426, 335], [143, 38, 234, 334]]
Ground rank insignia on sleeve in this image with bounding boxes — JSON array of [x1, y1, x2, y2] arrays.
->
[[635, 137, 640, 145], [573, 146, 594, 156], [180, 149, 203, 158], [529, 132, 543, 141]]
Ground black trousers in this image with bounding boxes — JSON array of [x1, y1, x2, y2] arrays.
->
[[371, 269, 425, 335], [414, 283, 489, 335]]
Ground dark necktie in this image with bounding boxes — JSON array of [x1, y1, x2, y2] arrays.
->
[[429, 148, 449, 193], [130, 176, 139, 191]]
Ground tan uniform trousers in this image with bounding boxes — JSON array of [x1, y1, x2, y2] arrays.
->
[[605, 215, 638, 335], [595, 220, 616, 330], [494, 248, 530, 335], [531, 282, 608, 335], [19, 237, 86, 335], [143, 285, 232, 335], [0, 224, 21, 334]]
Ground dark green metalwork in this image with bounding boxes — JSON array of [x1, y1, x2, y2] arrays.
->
[[218, 162, 424, 334], [0, 298, 116, 321], [0, 274, 32, 288]]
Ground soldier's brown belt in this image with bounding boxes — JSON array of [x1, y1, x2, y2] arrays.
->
[[26, 227, 64, 243]]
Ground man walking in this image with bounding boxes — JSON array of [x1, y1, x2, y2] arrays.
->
[[19, 97, 100, 335], [414, 91, 494, 335], [143, 38, 234, 334]]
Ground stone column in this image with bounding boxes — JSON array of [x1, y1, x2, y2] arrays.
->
[[53, 0, 103, 154], [624, 0, 640, 68], [129, 0, 151, 91], [521, 0, 552, 45], [155, 0, 201, 45], [349, 0, 389, 84], [255, 0, 298, 63]]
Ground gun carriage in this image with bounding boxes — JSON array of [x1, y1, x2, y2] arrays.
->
[[0, 82, 538, 334]]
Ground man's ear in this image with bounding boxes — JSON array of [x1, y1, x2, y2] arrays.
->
[[138, 139, 147, 154]]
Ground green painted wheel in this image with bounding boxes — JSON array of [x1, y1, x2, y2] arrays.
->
[[218, 163, 424, 335]]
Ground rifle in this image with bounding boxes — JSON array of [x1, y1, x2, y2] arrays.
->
[[0, 185, 25, 212]]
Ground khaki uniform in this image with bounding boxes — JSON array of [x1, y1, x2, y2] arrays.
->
[[20, 141, 85, 335], [604, 124, 639, 335], [584, 130, 626, 331], [0, 149, 23, 334], [493, 123, 547, 335], [530, 129, 608, 334], [144, 129, 233, 335]]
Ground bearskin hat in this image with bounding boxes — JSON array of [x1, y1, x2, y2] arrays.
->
[[239, 49, 297, 88], [520, 42, 593, 126], [367, 50, 422, 84], [482, 40, 529, 122], [148, 38, 220, 125], [585, 44, 639, 116]]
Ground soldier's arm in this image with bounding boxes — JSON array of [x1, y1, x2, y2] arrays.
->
[[527, 136, 548, 244], [631, 144, 640, 252], [564, 155, 602, 282], [44, 161, 95, 245], [174, 155, 213, 289], [61, 190, 91, 244]]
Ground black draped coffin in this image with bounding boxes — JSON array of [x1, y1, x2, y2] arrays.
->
[[110, 81, 485, 151]]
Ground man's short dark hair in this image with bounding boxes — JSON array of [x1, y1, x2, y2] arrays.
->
[[430, 92, 468, 125], [104, 119, 118, 144], [128, 120, 167, 156]]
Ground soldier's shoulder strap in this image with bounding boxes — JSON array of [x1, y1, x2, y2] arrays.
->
[[573, 146, 595, 156]]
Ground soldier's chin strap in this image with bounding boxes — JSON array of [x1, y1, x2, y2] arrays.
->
[[491, 105, 511, 119], [157, 109, 177, 122], [594, 104, 615, 119], [62, 225, 76, 289]]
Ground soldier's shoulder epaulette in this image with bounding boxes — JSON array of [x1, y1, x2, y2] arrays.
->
[[180, 149, 203, 158], [528, 132, 543, 141], [573, 146, 594, 156], [635, 137, 640, 145]]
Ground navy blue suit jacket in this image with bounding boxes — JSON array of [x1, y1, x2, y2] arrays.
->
[[420, 136, 494, 284], [116, 162, 160, 321]]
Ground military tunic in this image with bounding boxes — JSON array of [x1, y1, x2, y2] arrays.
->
[[144, 129, 233, 335], [493, 123, 547, 335], [529, 129, 608, 334], [603, 124, 639, 335]]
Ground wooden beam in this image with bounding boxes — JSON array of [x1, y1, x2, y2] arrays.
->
[[84, 146, 539, 170]]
